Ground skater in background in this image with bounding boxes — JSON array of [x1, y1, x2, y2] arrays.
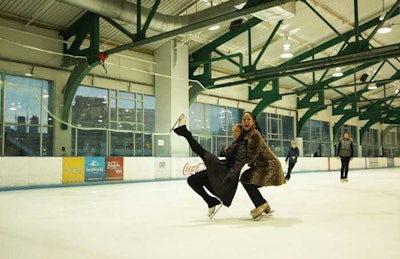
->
[[313, 148, 321, 157], [232, 111, 286, 220], [284, 140, 300, 181], [336, 131, 354, 182], [173, 115, 247, 218]]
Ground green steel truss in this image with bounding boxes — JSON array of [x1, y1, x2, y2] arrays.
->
[[60, 0, 400, 135], [189, 0, 400, 136]]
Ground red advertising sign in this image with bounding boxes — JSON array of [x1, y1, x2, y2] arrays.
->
[[105, 157, 124, 181]]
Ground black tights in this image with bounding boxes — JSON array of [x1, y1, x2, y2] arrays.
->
[[177, 126, 207, 159], [187, 170, 220, 208]]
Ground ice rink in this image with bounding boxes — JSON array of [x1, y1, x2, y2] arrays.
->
[[1, 168, 399, 259]]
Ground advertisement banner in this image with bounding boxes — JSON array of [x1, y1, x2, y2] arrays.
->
[[62, 157, 85, 184], [85, 157, 105, 182], [105, 157, 124, 181]]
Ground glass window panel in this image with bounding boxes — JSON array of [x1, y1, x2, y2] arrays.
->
[[282, 116, 294, 140], [118, 92, 135, 99], [209, 105, 228, 135], [4, 75, 53, 156], [136, 101, 143, 123], [189, 103, 206, 134], [76, 129, 106, 156], [72, 86, 108, 127], [118, 99, 135, 122], [215, 136, 229, 156], [42, 127, 53, 156], [110, 132, 133, 156], [135, 133, 143, 156], [257, 113, 266, 136], [144, 133, 152, 156], [110, 98, 117, 121], [269, 139, 283, 157], [5, 75, 50, 125], [300, 120, 310, 141], [226, 107, 242, 136], [144, 95, 155, 131]]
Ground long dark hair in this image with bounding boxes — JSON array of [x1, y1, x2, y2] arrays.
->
[[243, 111, 263, 135]]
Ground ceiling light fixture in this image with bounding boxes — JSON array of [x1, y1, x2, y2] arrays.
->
[[368, 84, 377, 90], [280, 37, 293, 59], [208, 25, 220, 31], [25, 66, 34, 77], [332, 67, 343, 77], [377, 22, 392, 33]]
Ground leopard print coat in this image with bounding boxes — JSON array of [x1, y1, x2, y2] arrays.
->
[[240, 125, 286, 187]]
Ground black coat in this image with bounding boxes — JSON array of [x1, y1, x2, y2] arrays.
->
[[204, 140, 247, 207]]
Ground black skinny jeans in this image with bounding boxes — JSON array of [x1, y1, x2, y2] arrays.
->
[[187, 170, 220, 208], [340, 156, 351, 179]]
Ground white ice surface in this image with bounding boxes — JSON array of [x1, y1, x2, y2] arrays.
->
[[0, 168, 399, 259]]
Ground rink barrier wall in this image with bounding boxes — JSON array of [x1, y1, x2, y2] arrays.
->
[[0, 157, 399, 191]]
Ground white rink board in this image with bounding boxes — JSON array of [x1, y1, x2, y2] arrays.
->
[[0, 156, 398, 189]]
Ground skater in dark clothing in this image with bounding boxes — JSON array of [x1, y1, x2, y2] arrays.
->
[[284, 140, 300, 181], [173, 115, 247, 218], [237, 112, 286, 220], [336, 132, 353, 182], [313, 148, 321, 157]]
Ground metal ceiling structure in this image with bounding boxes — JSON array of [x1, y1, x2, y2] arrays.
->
[[0, 0, 399, 139]]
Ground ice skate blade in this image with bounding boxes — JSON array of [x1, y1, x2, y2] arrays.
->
[[170, 114, 185, 132], [208, 204, 222, 219]]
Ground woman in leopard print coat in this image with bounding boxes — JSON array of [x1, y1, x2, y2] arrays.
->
[[240, 112, 286, 220]]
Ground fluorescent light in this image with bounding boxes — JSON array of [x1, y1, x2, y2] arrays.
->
[[368, 84, 377, 90], [208, 25, 220, 31], [377, 22, 392, 33], [280, 39, 293, 58], [280, 51, 293, 58], [332, 67, 343, 77]]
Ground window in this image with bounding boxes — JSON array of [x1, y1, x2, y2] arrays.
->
[[301, 120, 330, 157], [71, 85, 155, 156], [3, 75, 53, 156], [189, 103, 243, 155], [259, 113, 295, 157], [361, 128, 379, 157]]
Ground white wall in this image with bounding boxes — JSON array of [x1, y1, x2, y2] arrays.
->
[[1, 157, 398, 190]]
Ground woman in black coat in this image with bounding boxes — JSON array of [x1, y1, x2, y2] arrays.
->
[[173, 114, 247, 218]]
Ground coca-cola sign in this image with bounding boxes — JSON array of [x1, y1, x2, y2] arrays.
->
[[182, 162, 206, 176]]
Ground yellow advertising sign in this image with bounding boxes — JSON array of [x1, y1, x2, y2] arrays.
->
[[62, 157, 85, 184]]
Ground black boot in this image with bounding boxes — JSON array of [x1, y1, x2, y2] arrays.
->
[[174, 125, 190, 136]]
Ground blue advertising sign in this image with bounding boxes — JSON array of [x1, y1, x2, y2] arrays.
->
[[85, 157, 105, 182]]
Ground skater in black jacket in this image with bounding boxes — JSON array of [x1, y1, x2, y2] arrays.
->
[[172, 114, 247, 218], [284, 140, 300, 181]]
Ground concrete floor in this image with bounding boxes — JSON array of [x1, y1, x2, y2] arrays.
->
[[0, 168, 399, 259]]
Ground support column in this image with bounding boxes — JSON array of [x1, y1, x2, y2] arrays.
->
[[154, 40, 189, 156]]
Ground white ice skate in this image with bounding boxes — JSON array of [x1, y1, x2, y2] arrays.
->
[[208, 204, 222, 219]]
